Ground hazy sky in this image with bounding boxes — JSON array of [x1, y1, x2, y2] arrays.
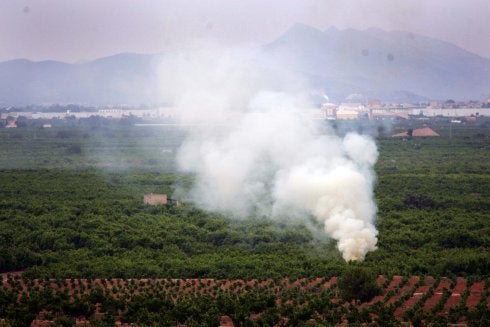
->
[[1, 0, 489, 62]]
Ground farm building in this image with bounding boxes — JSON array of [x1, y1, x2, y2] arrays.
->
[[392, 127, 440, 138], [143, 193, 180, 207], [143, 193, 167, 205]]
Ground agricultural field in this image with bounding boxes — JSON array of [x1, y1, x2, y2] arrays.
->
[[0, 117, 489, 325], [0, 274, 489, 325]]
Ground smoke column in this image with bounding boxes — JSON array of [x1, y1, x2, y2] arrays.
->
[[158, 44, 379, 261]]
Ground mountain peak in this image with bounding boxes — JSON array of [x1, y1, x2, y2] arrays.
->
[[365, 27, 385, 33], [263, 24, 490, 101], [265, 23, 327, 50], [288, 23, 323, 33], [363, 27, 390, 39], [279, 23, 325, 40], [324, 26, 339, 33]]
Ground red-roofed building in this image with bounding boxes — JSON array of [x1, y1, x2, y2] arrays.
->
[[392, 127, 440, 138]]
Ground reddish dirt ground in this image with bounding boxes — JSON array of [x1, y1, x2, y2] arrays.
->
[[0, 275, 488, 326]]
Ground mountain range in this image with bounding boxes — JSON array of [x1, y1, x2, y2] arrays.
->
[[1, 24, 490, 106], [262, 24, 490, 103]]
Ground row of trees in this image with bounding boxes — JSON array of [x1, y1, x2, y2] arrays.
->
[[1, 270, 489, 325]]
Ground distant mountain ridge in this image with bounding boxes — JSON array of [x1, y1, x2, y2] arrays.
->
[[1, 24, 489, 106], [0, 53, 164, 106], [262, 23, 490, 102]]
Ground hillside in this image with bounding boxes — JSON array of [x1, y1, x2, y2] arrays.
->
[[0, 53, 164, 106], [1, 25, 490, 105], [262, 24, 490, 102]]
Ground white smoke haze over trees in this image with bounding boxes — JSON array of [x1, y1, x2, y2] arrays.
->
[[158, 43, 379, 261]]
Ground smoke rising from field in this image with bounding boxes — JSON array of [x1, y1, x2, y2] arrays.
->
[[158, 43, 379, 261]]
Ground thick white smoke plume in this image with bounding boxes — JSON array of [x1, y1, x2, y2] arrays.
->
[[158, 44, 379, 261]]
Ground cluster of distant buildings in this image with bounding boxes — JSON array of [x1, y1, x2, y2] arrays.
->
[[1, 96, 489, 127], [0, 107, 176, 121], [320, 97, 490, 121], [0, 106, 179, 128]]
